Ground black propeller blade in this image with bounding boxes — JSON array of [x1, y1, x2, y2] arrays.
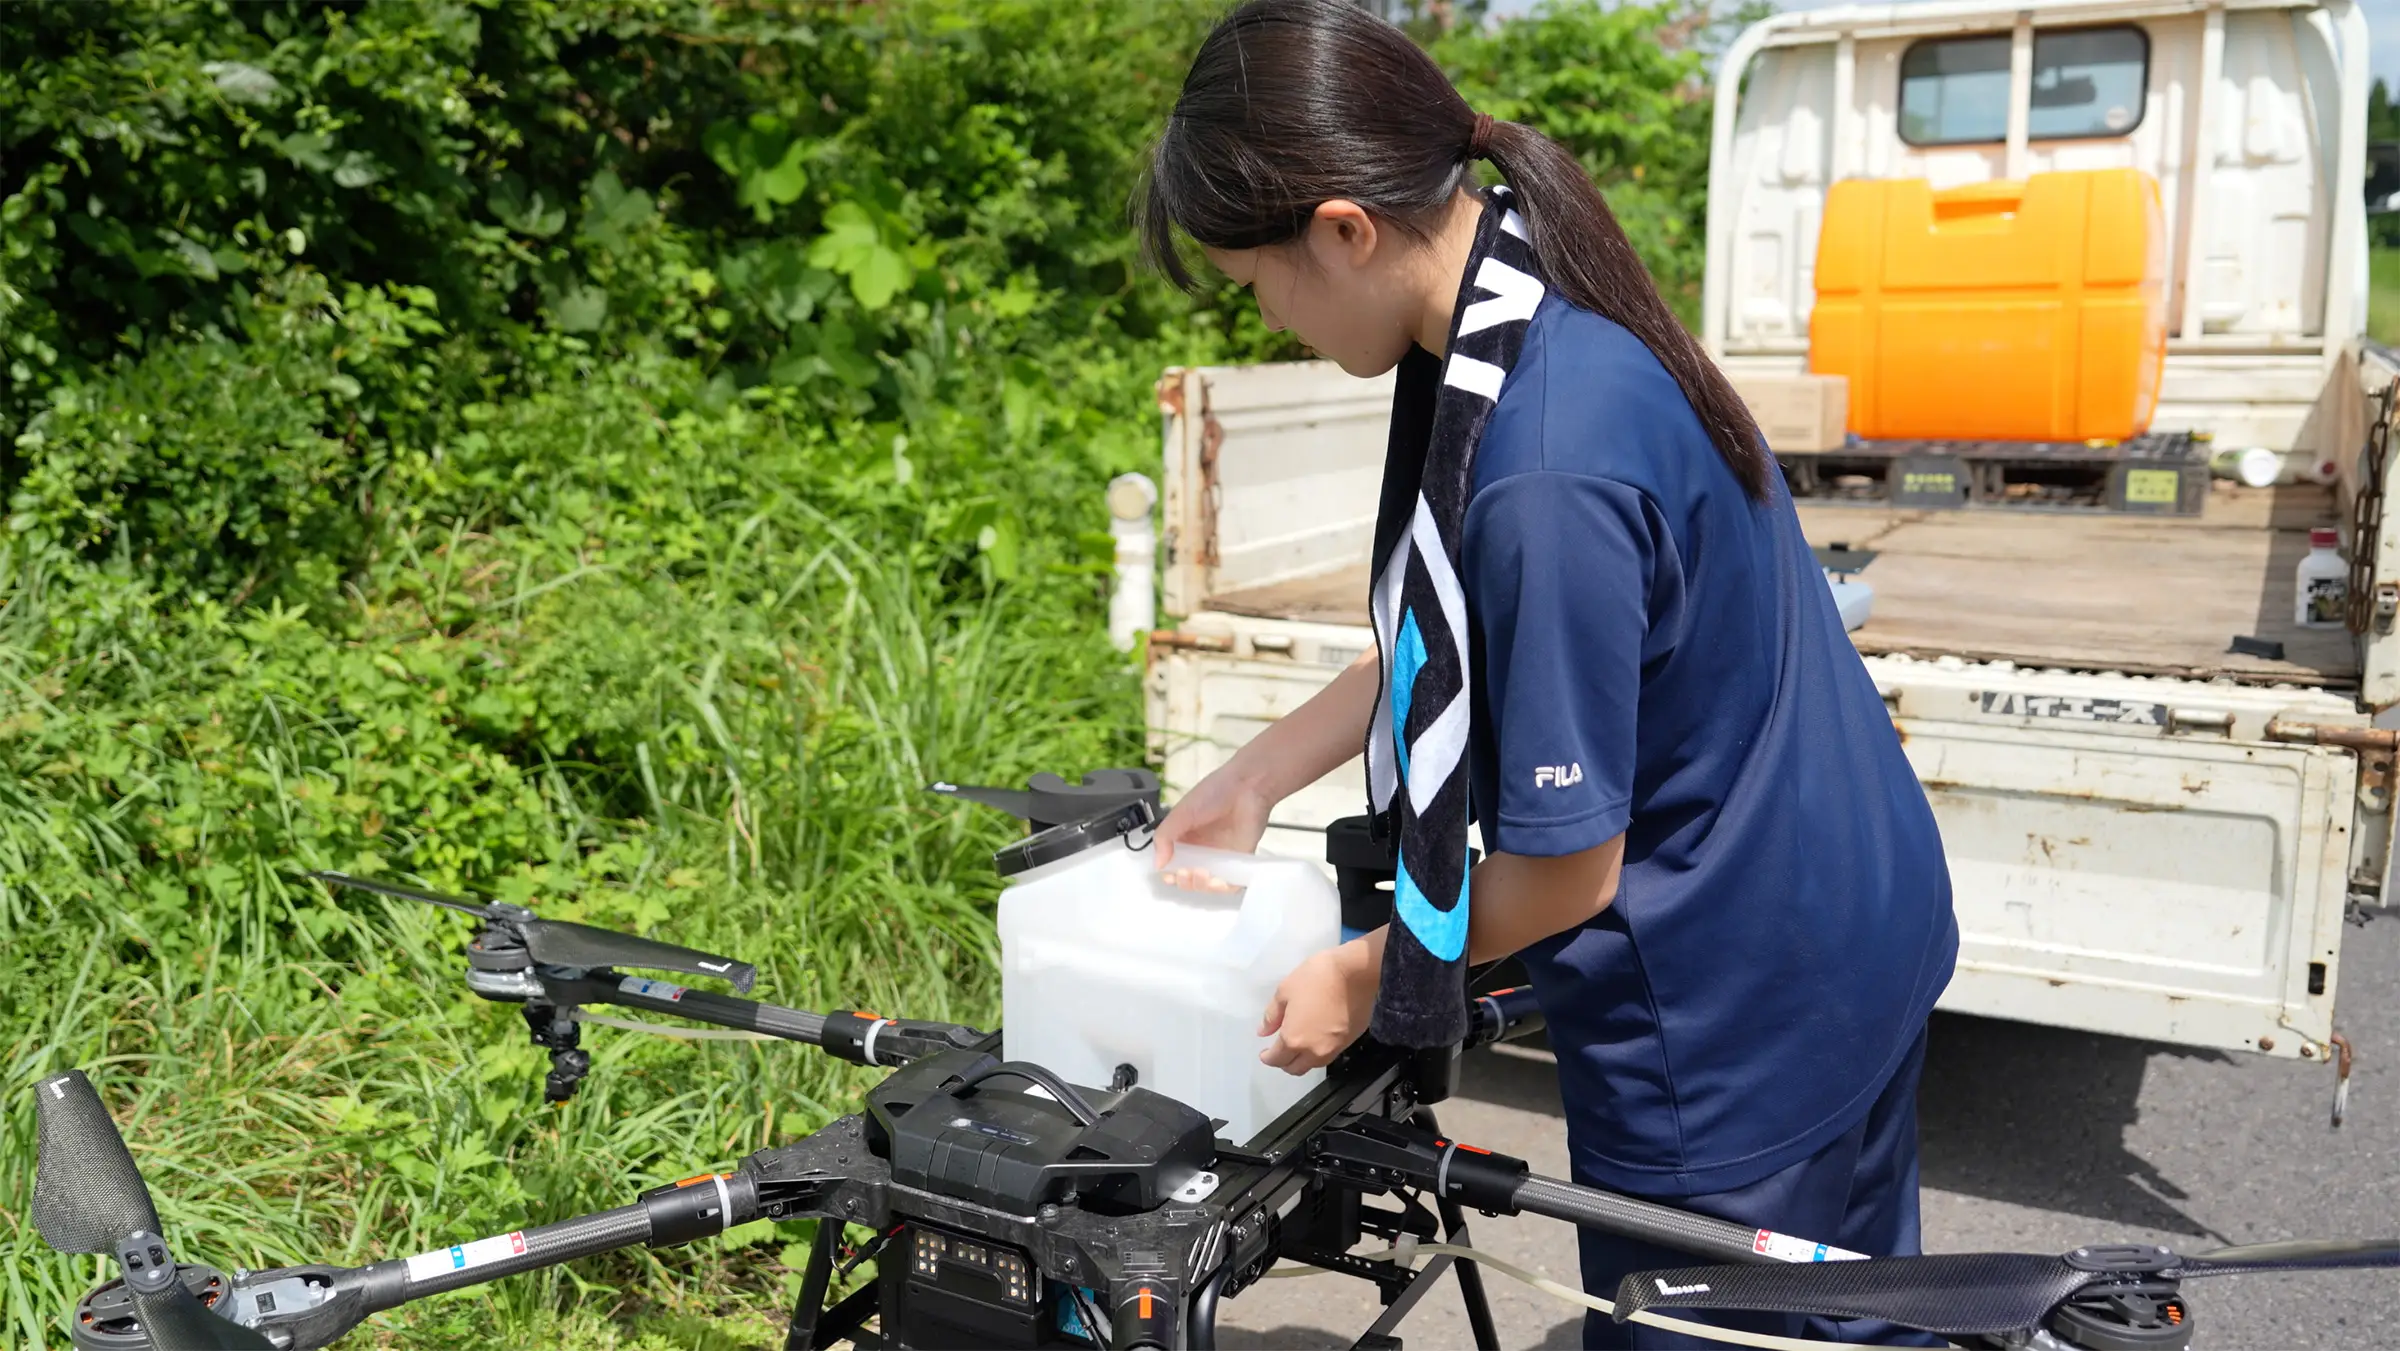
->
[[33, 1071, 273, 1350], [2180, 1238, 2400, 1277], [926, 781, 1039, 818], [311, 871, 757, 992], [1614, 1251, 2090, 1338], [32, 1069, 161, 1254], [305, 870, 490, 919], [927, 768, 1160, 832], [1614, 1239, 2400, 1338]]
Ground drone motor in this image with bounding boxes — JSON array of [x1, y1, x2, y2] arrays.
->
[[70, 1265, 232, 1351], [2045, 1281, 2194, 1351]]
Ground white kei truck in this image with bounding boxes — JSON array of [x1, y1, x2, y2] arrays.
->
[[1135, 0, 2396, 1095]]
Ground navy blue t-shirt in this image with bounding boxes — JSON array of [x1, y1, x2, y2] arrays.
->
[[1460, 296, 1957, 1197]]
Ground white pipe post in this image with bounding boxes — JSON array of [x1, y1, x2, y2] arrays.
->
[[1107, 472, 1158, 653]]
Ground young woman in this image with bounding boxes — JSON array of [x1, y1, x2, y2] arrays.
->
[[1136, 2, 1958, 1346]]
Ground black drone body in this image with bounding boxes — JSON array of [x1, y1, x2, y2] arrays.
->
[[27, 773, 2398, 1351]]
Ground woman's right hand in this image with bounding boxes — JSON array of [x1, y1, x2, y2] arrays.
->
[[1153, 761, 1273, 877], [1153, 647, 1379, 884]]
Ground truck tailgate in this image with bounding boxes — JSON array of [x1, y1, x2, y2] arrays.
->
[[1150, 613, 2367, 1060], [1886, 660, 2358, 1055]]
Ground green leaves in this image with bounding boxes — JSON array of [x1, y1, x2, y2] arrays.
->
[[704, 113, 813, 222], [1431, 0, 1726, 323], [489, 175, 566, 237], [719, 241, 836, 328], [0, 8, 1740, 1345], [201, 60, 282, 107], [805, 201, 922, 311], [579, 168, 655, 253], [768, 315, 880, 390]]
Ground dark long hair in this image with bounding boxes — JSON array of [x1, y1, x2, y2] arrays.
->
[[1138, 0, 1772, 500]]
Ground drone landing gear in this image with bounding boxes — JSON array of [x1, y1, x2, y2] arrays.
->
[[1276, 1106, 1501, 1351], [524, 1003, 590, 1104]]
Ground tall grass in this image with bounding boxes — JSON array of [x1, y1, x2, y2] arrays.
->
[[2372, 245, 2400, 349], [0, 364, 1146, 1348]]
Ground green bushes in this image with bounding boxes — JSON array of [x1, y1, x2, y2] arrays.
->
[[0, 352, 1151, 1347], [0, 1, 1731, 1343]]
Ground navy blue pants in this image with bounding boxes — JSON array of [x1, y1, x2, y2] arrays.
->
[[1574, 1025, 1943, 1349]]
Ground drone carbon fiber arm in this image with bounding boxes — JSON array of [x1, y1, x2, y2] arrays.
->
[[227, 1172, 770, 1350], [511, 968, 989, 1066]]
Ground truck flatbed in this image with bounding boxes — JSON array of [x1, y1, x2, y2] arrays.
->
[[1204, 484, 2355, 686]]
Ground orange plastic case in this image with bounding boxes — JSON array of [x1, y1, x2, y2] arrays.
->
[[1809, 169, 2167, 443]]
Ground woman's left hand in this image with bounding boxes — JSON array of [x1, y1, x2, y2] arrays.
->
[[1259, 940, 1379, 1074]]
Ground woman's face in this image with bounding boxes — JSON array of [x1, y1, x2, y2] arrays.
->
[[1203, 202, 1423, 379]]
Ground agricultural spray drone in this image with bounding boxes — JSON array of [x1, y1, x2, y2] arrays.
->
[[30, 770, 2400, 1350]]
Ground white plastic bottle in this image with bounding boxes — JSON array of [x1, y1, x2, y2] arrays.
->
[[2296, 527, 2348, 629], [994, 805, 1342, 1146]]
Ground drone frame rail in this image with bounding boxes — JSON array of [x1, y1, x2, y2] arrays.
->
[[57, 896, 2385, 1351], [97, 976, 1547, 1351], [52, 975, 2367, 1351]]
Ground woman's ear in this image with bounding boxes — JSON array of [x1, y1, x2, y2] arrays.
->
[[1306, 199, 1380, 273]]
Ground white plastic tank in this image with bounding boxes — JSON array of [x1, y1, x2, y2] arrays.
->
[[995, 804, 1342, 1146]]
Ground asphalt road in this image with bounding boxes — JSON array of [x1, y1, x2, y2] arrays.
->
[[1217, 908, 2400, 1349]]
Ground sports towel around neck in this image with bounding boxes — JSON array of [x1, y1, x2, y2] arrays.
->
[[1364, 185, 1547, 1048]]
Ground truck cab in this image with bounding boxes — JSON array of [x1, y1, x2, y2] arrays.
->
[[1708, 0, 2369, 459], [1141, 0, 2392, 1070]]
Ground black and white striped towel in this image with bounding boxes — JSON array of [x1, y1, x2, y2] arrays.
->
[[1365, 185, 1547, 1049]]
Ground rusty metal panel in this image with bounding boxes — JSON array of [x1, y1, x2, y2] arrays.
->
[[1868, 653, 2360, 1058], [1901, 713, 2353, 1058], [1148, 612, 1395, 869], [2350, 343, 2400, 712], [1153, 362, 1394, 617], [1157, 368, 1203, 619]]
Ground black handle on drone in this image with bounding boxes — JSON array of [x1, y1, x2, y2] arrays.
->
[[1466, 985, 1543, 1049], [1112, 1278, 1178, 1350], [1310, 1114, 1781, 1268]]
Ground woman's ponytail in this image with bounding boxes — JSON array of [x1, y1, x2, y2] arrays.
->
[[1479, 120, 1773, 499], [1140, 0, 1773, 502]]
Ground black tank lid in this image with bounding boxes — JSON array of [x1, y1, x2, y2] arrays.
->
[[993, 798, 1159, 878]]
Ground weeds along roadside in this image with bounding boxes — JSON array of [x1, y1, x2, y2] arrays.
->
[[0, 352, 1148, 1348], [0, 1, 1731, 1340]]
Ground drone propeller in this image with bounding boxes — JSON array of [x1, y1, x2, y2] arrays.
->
[[2182, 1237, 2400, 1273], [311, 871, 758, 993], [1613, 1239, 2400, 1338], [927, 768, 1161, 832], [32, 1071, 273, 1350]]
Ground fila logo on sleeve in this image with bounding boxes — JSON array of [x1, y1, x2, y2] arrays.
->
[[1533, 763, 1584, 789]]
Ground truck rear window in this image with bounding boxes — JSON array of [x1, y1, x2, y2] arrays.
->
[[2029, 28, 2149, 139], [1899, 25, 2149, 146], [1900, 35, 2011, 145]]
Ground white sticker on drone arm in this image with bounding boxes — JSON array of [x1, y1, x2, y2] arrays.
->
[[619, 976, 688, 1002], [405, 1230, 529, 1283], [1752, 1229, 1866, 1263]]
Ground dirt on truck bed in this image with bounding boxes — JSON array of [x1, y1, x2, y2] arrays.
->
[[1204, 483, 2356, 687]]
